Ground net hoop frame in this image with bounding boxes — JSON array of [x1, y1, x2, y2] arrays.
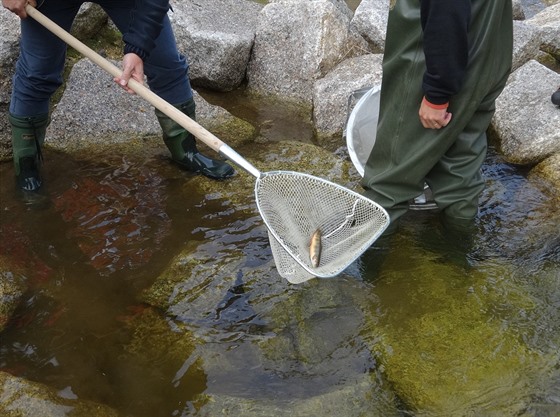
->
[[254, 170, 390, 281]]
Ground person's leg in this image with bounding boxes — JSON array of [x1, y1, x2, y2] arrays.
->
[[360, 0, 428, 232], [427, 63, 511, 234], [425, 126, 487, 233], [9, 0, 82, 192], [362, 0, 512, 235], [102, 3, 234, 179]]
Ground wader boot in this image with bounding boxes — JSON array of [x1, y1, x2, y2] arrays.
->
[[9, 113, 49, 193], [155, 98, 234, 180]]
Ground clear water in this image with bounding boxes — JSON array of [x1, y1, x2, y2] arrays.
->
[[1, 0, 558, 414], [1, 128, 559, 416]]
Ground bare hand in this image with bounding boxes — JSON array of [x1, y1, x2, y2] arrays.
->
[[113, 53, 144, 94], [419, 98, 452, 130], [2, 0, 36, 18]]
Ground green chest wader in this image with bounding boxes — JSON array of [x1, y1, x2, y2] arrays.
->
[[361, 0, 513, 229]]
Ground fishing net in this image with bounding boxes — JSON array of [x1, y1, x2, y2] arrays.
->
[[255, 171, 389, 284]]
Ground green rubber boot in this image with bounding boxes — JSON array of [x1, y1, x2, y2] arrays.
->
[[155, 99, 234, 180], [9, 113, 49, 192]]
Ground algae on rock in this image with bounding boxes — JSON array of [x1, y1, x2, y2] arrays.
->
[[362, 233, 552, 416]]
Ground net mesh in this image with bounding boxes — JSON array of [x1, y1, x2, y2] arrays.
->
[[255, 171, 389, 283]]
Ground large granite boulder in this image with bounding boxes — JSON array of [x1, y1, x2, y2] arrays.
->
[[526, 3, 560, 59], [45, 58, 255, 152], [0, 7, 19, 101], [513, 20, 545, 71], [492, 60, 560, 165], [0, 7, 20, 160], [350, 0, 389, 53], [169, 0, 263, 91], [70, 2, 108, 40], [312, 53, 383, 140], [247, 0, 368, 106]]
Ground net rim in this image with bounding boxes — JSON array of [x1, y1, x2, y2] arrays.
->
[[346, 85, 381, 177]]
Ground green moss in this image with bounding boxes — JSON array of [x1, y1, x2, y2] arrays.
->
[[139, 240, 205, 309], [123, 306, 197, 363], [200, 115, 257, 150], [377, 301, 536, 414], [364, 243, 545, 415], [0, 255, 28, 332]]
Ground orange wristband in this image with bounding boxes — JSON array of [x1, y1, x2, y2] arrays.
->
[[422, 96, 449, 110]]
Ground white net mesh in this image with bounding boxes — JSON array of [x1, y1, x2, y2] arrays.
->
[[255, 171, 389, 283]]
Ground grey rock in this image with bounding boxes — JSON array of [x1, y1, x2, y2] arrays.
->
[[0, 6, 19, 157], [247, 0, 369, 106], [493, 60, 560, 165], [313, 53, 383, 140], [350, 0, 389, 53], [513, 20, 544, 71], [0, 7, 19, 101], [528, 152, 560, 199], [46, 59, 161, 151], [169, 0, 263, 91], [70, 2, 108, 40], [512, 0, 526, 20], [45, 58, 253, 152], [270, 0, 355, 19], [526, 3, 560, 59]]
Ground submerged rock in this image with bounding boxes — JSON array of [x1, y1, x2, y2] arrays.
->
[[0, 259, 26, 333], [134, 138, 402, 415], [361, 232, 556, 416], [192, 373, 398, 417], [138, 244, 401, 415], [529, 152, 560, 201], [0, 220, 55, 332], [51, 144, 172, 275], [0, 371, 118, 417]]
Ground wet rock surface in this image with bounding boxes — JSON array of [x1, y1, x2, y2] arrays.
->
[[0, 371, 119, 417]]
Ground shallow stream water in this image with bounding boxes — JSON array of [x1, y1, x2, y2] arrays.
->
[[1, 0, 559, 415], [1, 97, 559, 416]]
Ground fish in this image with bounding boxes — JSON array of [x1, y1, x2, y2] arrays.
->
[[309, 228, 322, 268]]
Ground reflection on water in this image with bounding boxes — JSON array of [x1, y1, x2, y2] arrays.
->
[[1, 138, 558, 416]]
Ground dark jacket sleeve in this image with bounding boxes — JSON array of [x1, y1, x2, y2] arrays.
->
[[420, 0, 471, 105], [122, 0, 170, 61]]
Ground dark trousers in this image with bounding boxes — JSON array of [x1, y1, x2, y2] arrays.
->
[[10, 0, 192, 116]]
